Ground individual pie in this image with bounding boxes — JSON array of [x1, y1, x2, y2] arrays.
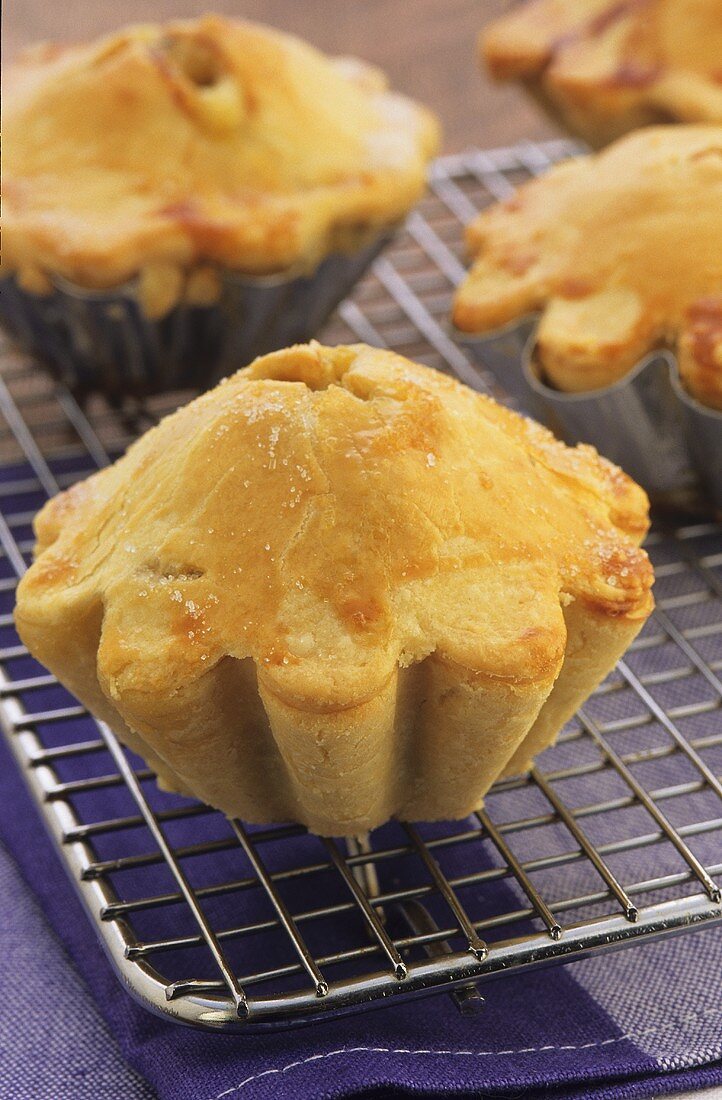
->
[[4, 14, 438, 299], [483, 0, 722, 147], [453, 126, 722, 410], [1, 16, 438, 392], [15, 343, 654, 835]]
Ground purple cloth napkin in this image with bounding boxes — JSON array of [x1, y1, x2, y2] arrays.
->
[[0, 839, 155, 1100], [1, 712, 721, 1100]]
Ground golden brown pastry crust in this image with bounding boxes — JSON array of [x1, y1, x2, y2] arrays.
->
[[3, 16, 439, 291], [482, 0, 722, 147], [15, 343, 653, 834], [453, 126, 722, 407]]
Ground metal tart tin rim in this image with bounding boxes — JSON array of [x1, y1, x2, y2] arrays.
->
[[451, 315, 722, 512]]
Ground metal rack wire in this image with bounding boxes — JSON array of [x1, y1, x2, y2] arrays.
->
[[0, 140, 720, 1030]]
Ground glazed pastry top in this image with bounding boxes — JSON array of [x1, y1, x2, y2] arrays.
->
[[483, 0, 722, 145], [16, 342, 653, 723], [453, 126, 722, 406], [3, 16, 439, 288]]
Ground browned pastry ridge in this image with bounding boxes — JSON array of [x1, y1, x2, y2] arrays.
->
[[483, 0, 722, 147], [3, 15, 438, 315], [453, 126, 722, 409], [15, 344, 654, 835]]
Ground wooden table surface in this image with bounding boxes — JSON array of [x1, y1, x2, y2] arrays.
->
[[5, 0, 560, 153]]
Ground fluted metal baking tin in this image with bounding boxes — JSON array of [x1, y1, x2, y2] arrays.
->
[[0, 233, 393, 398], [456, 322, 722, 512]]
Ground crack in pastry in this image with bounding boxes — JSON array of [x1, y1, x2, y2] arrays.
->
[[482, 0, 722, 147], [3, 15, 439, 302], [453, 126, 722, 409], [15, 343, 654, 835]]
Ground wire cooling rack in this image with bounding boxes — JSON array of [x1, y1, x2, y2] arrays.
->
[[1, 140, 721, 1030]]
